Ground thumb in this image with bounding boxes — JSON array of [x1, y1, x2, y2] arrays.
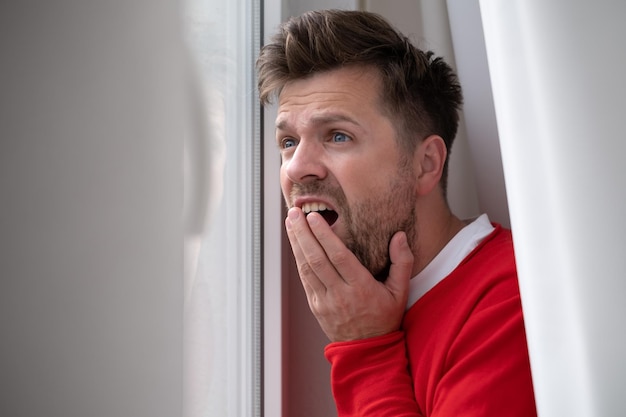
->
[[385, 231, 414, 304]]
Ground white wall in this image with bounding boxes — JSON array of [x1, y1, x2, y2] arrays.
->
[[283, 0, 358, 18]]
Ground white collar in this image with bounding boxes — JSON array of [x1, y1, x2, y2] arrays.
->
[[406, 214, 494, 310]]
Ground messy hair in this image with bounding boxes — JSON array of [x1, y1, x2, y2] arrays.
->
[[256, 9, 463, 195]]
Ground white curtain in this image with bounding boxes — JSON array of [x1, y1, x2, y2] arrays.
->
[[480, 1, 626, 416]]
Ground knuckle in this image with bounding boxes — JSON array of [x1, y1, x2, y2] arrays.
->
[[297, 261, 314, 277], [310, 300, 327, 316], [297, 254, 327, 276], [308, 254, 328, 272], [328, 248, 350, 266]]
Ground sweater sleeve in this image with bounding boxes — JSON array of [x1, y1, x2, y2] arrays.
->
[[324, 296, 536, 417], [324, 331, 423, 417]]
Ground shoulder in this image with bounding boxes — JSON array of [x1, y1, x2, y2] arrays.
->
[[407, 224, 519, 321], [461, 223, 516, 276]]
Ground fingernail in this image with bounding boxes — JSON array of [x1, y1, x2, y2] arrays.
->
[[288, 208, 300, 220], [285, 218, 292, 230], [307, 212, 319, 226]]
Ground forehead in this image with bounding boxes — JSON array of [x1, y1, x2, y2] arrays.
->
[[276, 66, 385, 128]]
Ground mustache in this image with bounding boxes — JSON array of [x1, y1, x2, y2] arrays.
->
[[289, 181, 348, 208]]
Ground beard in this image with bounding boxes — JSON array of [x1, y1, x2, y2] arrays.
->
[[288, 162, 416, 280]]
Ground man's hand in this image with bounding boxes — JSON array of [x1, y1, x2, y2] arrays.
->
[[285, 207, 414, 342]]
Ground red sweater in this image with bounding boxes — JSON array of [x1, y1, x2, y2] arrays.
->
[[325, 225, 537, 416]]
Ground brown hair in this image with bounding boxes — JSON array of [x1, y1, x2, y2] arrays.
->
[[256, 9, 463, 195]]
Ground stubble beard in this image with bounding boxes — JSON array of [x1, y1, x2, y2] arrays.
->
[[344, 172, 416, 280], [289, 164, 416, 281]]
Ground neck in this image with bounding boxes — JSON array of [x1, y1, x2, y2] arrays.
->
[[410, 207, 466, 277]]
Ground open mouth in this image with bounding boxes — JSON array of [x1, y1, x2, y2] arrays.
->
[[302, 202, 339, 226]]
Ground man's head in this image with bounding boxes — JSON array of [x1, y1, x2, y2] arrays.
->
[[257, 10, 464, 277], [256, 9, 463, 195]]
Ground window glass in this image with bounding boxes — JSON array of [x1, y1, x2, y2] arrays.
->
[[182, 1, 262, 416]]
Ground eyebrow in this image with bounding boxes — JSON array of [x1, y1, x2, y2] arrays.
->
[[275, 113, 362, 131]]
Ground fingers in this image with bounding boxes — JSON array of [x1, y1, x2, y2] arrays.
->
[[304, 211, 368, 286], [285, 208, 341, 295], [385, 231, 414, 306]]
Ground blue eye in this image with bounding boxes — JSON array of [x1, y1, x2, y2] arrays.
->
[[281, 138, 297, 149], [332, 132, 350, 143]]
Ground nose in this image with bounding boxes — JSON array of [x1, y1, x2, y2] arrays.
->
[[283, 140, 327, 184]]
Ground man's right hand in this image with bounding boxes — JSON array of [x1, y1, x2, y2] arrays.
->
[[285, 207, 414, 342]]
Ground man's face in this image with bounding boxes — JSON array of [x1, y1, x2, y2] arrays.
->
[[275, 66, 417, 278]]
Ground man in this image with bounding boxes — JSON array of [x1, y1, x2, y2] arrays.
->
[[257, 9, 536, 416]]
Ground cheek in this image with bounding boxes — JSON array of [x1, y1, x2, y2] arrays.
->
[[341, 164, 396, 199], [279, 169, 292, 205]]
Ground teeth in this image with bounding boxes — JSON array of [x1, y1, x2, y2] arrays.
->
[[302, 202, 329, 214]]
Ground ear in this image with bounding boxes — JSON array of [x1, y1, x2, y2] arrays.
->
[[413, 135, 447, 196]]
